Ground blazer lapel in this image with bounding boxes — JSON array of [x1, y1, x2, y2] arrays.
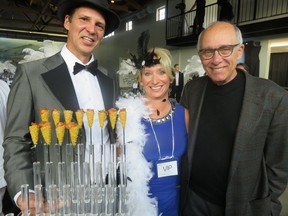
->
[[227, 73, 264, 182], [95, 70, 118, 143], [96, 70, 115, 109], [41, 54, 80, 111], [186, 78, 207, 174]]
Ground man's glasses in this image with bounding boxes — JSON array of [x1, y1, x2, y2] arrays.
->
[[198, 44, 240, 60]]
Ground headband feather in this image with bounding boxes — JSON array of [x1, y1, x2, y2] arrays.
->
[[130, 31, 160, 69]]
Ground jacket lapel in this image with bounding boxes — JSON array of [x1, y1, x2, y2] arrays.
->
[[41, 54, 80, 111], [96, 70, 117, 143], [96, 70, 115, 110], [227, 73, 264, 182], [186, 78, 207, 174]]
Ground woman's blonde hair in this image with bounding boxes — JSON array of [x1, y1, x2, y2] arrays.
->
[[138, 47, 173, 80]]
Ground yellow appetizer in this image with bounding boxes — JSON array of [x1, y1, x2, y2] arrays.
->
[[98, 110, 107, 128], [68, 122, 79, 146], [40, 107, 49, 122], [56, 122, 65, 145], [86, 109, 95, 128], [64, 110, 73, 124], [108, 108, 117, 130], [29, 123, 39, 145], [40, 122, 52, 145], [119, 108, 127, 128], [76, 109, 85, 128], [52, 108, 61, 127]]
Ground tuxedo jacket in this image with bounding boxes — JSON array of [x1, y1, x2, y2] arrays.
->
[[3, 52, 118, 198], [171, 71, 184, 91], [180, 71, 288, 216]]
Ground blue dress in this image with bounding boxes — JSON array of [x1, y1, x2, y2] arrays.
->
[[142, 101, 187, 216]]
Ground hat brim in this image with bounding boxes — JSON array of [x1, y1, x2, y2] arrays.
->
[[57, 0, 120, 36]]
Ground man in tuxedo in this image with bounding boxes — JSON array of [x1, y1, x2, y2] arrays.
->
[[180, 21, 288, 216], [170, 64, 184, 102], [3, 0, 119, 214]]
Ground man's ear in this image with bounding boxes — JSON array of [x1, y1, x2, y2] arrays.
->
[[63, 15, 70, 31], [236, 44, 245, 60]]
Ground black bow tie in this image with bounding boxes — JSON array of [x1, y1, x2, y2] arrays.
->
[[73, 60, 98, 76]]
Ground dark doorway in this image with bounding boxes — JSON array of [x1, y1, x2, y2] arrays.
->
[[269, 52, 288, 88]]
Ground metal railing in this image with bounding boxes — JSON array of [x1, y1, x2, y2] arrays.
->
[[166, 0, 288, 41], [233, 0, 288, 23], [166, 3, 218, 40]]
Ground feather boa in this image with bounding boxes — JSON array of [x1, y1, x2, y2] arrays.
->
[[116, 95, 158, 216]]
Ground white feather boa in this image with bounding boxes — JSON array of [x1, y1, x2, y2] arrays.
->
[[116, 96, 158, 216]]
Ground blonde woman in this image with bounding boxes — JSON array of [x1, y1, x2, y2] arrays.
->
[[117, 47, 189, 216]]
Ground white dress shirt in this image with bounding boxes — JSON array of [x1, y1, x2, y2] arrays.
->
[[175, 71, 179, 86], [61, 45, 110, 164], [0, 80, 9, 188]]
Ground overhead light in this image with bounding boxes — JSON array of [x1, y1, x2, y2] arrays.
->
[[111, 0, 115, 3], [270, 42, 288, 47]]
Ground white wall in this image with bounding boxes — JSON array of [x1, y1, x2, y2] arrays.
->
[[94, 0, 172, 78], [94, 0, 287, 83], [95, 17, 169, 76], [258, 39, 270, 79]]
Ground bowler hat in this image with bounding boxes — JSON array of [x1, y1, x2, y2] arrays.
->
[[57, 0, 120, 36]]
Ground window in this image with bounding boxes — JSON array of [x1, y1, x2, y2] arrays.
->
[[105, 31, 114, 38], [156, 6, 166, 21], [126, 21, 133, 31]]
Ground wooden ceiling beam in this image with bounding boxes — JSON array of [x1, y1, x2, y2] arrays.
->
[[125, 0, 143, 10], [0, 4, 57, 17], [0, 17, 63, 28], [30, 0, 52, 29], [109, 4, 129, 12]]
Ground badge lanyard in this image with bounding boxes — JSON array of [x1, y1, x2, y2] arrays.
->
[[148, 104, 175, 161]]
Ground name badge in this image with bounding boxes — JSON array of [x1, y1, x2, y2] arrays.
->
[[157, 160, 178, 178]]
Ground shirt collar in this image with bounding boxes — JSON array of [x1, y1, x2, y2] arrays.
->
[[60, 44, 95, 74]]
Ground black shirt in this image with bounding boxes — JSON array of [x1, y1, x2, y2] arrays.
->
[[190, 71, 245, 206]]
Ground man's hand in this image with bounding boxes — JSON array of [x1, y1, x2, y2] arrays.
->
[[17, 193, 47, 216]]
